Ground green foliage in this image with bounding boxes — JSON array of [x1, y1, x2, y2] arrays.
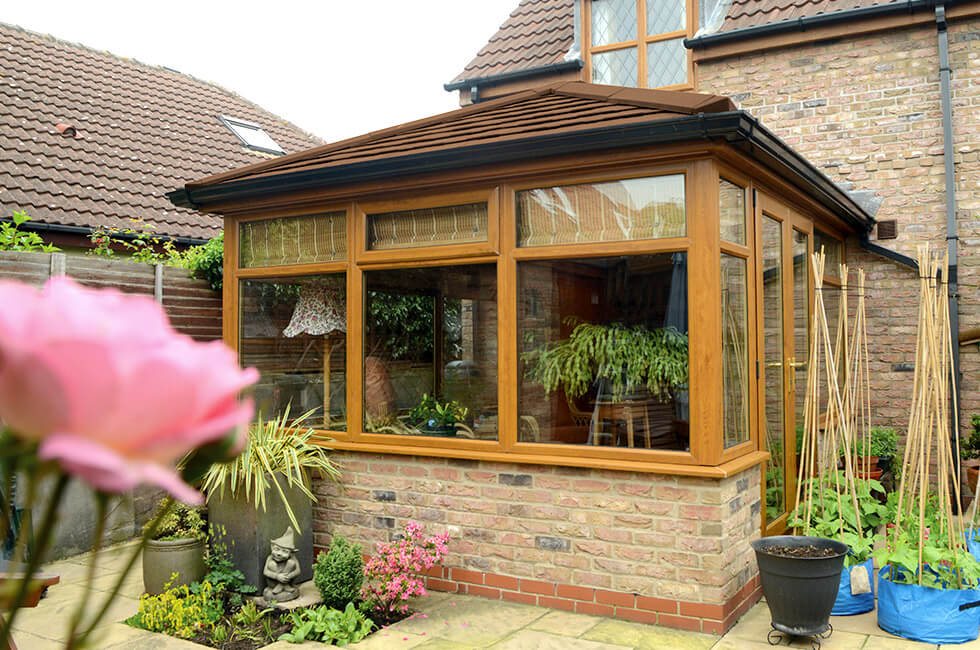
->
[[202, 524, 257, 601], [869, 426, 900, 458], [523, 319, 689, 402], [788, 473, 886, 565], [278, 603, 374, 645], [365, 291, 462, 360], [143, 499, 205, 542], [211, 623, 229, 644], [202, 405, 341, 534], [87, 220, 184, 264], [233, 600, 273, 627], [182, 232, 224, 291], [408, 394, 468, 428], [962, 415, 980, 461], [314, 536, 364, 610], [875, 499, 980, 589], [0, 211, 58, 252], [128, 577, 223, 638]]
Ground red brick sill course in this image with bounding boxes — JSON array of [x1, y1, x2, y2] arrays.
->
[[420, 567, 763, 635]]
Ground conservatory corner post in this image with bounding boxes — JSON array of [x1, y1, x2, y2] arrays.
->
[[689, 158, 723, 465], [497, 184, 518, 452], [223, 214, 239, 355]]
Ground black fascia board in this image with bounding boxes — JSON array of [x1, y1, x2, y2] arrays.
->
[[168, 110, 874, 234], [686, 0, 962, 49], [444, 60, 585, 92]]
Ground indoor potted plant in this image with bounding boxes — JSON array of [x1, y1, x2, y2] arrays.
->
[[142, 499, 207, 595], [408, 394, 467, 437], [202, 405, 341, 590], [522, 320, 688, 404]]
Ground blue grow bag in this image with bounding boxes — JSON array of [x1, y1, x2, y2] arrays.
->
[[877, 565, 980, 644], [831, 558, 875, 615], [966, 529, 980, 562]]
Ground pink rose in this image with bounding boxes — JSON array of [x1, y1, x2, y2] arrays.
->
[[0, 277, 257, 504]]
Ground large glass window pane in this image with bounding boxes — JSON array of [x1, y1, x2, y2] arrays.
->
[[239, 275, 346, 430], [647, 0, 685, 34], [367, 202, 488, 250], [722, 254, 749, 448], [646, 38, 687, 87], [518, 253, 689, 449], [719, 178, 746, 245], [363, 263, 497, 439], [517, 174, 685, 247], [762, 218, 784, 523], [592, 0, 637, 46], [239, 213, 346, 268], [592, 47, 639, 86]]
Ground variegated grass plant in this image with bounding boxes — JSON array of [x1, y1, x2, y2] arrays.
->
[[201, 405, 340, 533]]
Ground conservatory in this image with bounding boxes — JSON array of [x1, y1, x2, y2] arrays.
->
[[170, 82, 867, 633]]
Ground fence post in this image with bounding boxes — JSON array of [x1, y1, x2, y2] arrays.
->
[[49, 252, 66, 277], [154, 263, 163, 304]]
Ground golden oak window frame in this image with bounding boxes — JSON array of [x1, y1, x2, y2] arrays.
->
[[584, 0, 699, 91], [223, 156, 865, 477]]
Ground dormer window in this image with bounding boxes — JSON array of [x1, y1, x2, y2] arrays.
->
[[587, 0, 723, 90], [218, 115, 284, 155]]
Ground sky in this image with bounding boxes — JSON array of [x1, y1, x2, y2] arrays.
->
[[3, 1, 519, 143]]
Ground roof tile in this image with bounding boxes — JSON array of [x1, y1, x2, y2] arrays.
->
[[0, 22, 323, 241]]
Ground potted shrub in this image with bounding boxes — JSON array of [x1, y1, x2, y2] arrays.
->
[[961, 416, 980, 493], [142, 499, 206, 595], [408, 394, 467, 437], [202, 406, 340, 590], [870, 425, 900, 474]]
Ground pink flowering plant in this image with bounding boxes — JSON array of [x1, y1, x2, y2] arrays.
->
[[361, 521, 449, 619], [0, 277, 257, 648]]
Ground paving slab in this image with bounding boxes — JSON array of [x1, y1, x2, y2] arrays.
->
[[582, 618, 716, 650], [528, 610, 604, 637], [348, 629, 429, 648], [390, 596, 547, 647], [491, 628, 631, 649]]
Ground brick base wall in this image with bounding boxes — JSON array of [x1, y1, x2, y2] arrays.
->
[[313, 452, 763, 634]]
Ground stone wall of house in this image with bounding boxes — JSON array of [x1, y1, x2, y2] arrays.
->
[[697, 17, 980, 449], [313, 452, 762, 634]]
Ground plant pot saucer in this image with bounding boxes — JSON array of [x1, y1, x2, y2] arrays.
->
[[768, 622, 833, 649]]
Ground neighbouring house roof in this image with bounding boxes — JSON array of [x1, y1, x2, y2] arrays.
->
[[449, 0, 909, 89], [169, 82, 873, 234], [0, 22, 323, 243]]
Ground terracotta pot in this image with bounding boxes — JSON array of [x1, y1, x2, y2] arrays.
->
[[968, 467, 979, 494], [142, 537, 205, 595], [854, 455, 879, 469], [856, 467, 884, 481]]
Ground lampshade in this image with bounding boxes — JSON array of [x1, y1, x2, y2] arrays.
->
[[282, 278, 346, 337]]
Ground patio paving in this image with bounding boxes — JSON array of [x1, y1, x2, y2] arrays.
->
[[9, 540, 978, 649]]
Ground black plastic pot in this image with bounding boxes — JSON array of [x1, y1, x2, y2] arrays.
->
[[421, 425, 456, 437], [751, 536, 849, 638]]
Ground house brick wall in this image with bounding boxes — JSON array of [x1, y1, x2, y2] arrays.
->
[[314, 452, 762, 634], [697, 17, 980, 442]]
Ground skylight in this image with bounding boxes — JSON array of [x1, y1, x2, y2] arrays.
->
[[218, 115, 284, 155]]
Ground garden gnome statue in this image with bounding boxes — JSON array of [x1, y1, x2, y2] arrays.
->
[[263, 527, 301, 602]]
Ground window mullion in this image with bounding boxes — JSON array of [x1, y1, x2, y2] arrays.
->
[[637, 0, 647, 88]]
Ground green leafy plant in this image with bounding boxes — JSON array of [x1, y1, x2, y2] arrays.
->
[[182, 232, 224, 291], [962, 415, 980, 461], [87, 219, 184, 263], [211, 623, 229, 644], [523, 319, 688, 402], [278, 603, 374, 645], [127, 577, 223, 639], [314, 536, 364, 610], [143, 499, 205, 542], [869, 426, 900, 458], [233, 600, 273, 628], [788, 473, 886, 565], [0, 211, 58, 252], [408, 394, 468, 429], [202, 405, 341, 533], [201, 524, 257, 604]]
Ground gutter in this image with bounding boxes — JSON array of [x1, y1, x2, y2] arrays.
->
[[685, 0, 965, 49], [7, 219, 210, 247], [444, 60, 584, 92], [168, 111, 873, 234], [858, 233, 918, 270]]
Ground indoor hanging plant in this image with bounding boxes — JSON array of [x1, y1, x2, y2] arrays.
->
[[142, 499, 207, 595], [522, 319, 688, 403], [202, 405, 341, 589]]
